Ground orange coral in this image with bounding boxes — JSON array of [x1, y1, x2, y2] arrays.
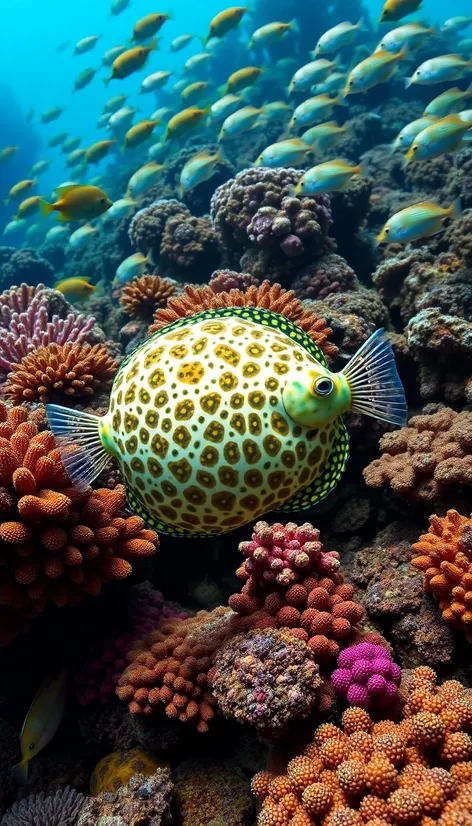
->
[[119, 275, 177, 321], [148, 281, 338, 361], [252, 668, 472, 826], [0, 403, 158, 643], [5, 342, 117, 404], [412, 509, 472, 641], [116, 607, 234, 732]]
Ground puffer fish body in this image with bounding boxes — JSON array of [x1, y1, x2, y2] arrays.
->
[[47, 308, 406, 538]]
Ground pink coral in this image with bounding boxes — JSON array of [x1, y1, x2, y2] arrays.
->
[[331, 643, 401, 710]]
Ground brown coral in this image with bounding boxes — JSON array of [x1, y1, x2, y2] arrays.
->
[[119, 275, 177, 321], [0, 404, 158, 642], [5, 342, 117, 404], [412, 509, 472, 641], [149, 280, 338, 360], [253, 669, 472, 826], [116, 607, 234, 732]]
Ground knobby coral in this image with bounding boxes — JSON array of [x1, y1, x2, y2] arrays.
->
[[119, 275, 177, 321], [116, 607, 234, 732], [5, 342, 117, 404], [228, 521, 364, 664], [330, 642, 401, 710], [252, 668, 472, 826], [149, 281, 338, 361], [412, 509, 472, 641], [1, 787, 85, 826], [78, 769, 173, 826], [0, 404, 158, 640], [364, 407, 472, 504], [210, 628, 322, 734]]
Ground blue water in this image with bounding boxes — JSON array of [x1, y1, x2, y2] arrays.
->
[[1, 0, 471, 231]]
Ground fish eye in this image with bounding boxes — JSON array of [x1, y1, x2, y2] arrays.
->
[[99, 197, 106, 203], [412, 144, 418, 152], [314, 377, 334, 396], [384, 227, 390, 234], [29, 742, 35, 751], [415, 70, 420, 76]]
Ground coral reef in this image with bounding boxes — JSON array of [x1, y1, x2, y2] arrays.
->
[[210, 167, 333, 282], [173, 759, 253, 826], [1, 788, 85, 826], [117, 607, 234, 732], [210, 628, 322, 734], [5, 342, 117, 405], [363, 408, 472, 505], [89, 748, 166, 795], [0, 248, 55, 290], [119, 275, 178, 321], [407, 307, 472, 403], [208, 269, 259, 293], [149, 280, 338, 360], [252, 668, 472, 826], [228, 521, 365, 665], [159, 213, 221, 280], [412, 509, 472, 642], [330, 642, 401, 710], [78, 769, 173, 826], [292, 254, 357, 301]]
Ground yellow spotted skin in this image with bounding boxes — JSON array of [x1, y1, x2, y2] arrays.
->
[[103, 308, 349, 537]]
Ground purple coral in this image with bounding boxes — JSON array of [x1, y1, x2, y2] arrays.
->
[[293, 253, 357, 300], [0, 283, 96, 376], [331, 642, 401, 709], [73, 588, 187, 706], [208, 269, 259, 293], [210, 628, 321, 733]]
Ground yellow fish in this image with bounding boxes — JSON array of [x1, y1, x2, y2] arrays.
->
[[344, 48, 406, 95], [379, 0, 422, 23], [62, 136, 82, 152], [47, 132, 68, 148], [104, 94, 127, 112], [218, 105, 264, 140], [289, 94, 343, 130], [31, 160, 49, 176], [40, 184, 113, 222], [248, 20, 299, 49], [179, 149, 222, 196], [126, 162, 165, 197], [377, 23, 434, 53], [54, 276, 97, 301], [0, 146, 18, 163], [4, 179, 36, 205], [424, 84, 472, 117], [86, 140, 116, 164], [164, 106, 209, 141], [255, 138, 313, 167], [132, 12, 171, 41], [376, 199, 462, 243], [14, 195, 42, 220], [312, 19, 365, 56], [181, 81, 210, 104], [288, 160, 365, 196], [404, 114, 472, 162], [11, 670, 67, 786], [74, 35, 100, 55], [66, 149, 87, 168], [73, 67, 96, 93], [40, 107, 64, 124], [225, 66, 263, 93], [302, 120, 352, 150], [104, 40, 157, 85], [406, 54, 472, 86], [124, 120, 159, 149], [205, 7, 247, 43]]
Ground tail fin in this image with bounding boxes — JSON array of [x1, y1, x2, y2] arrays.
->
[[45, 405, 110, 491], [357, 16, 368, 31], [290, 18, 300, 33], [39, 199, 54, 218], [11, 760, 29, 787], [450, 196, 462, 219], [340, 328, 407, 427]]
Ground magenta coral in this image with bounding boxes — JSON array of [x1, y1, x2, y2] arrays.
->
[[0, 283, 96, 375], [331, 643, 401, 709]]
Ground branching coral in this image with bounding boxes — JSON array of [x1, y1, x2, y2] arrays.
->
[[252, 668, 472, 826], [116, 607, 234, 732], [330, 642, 401, 710], [210, 628, 322, 734], [119, 275, 177, 321], [210, 167, 333, 281], [149, 281, 338, 361], [5, 342, 117, 404], [363, 407, 472, 504], [1, 787, 85, 826], [0, 404, 158, 639], [412, 509, 472, 641], [78, 769, 173, 826], [228, 521, 364, 665], [174, 759, 253, 826], [0, 283, 97, 377]]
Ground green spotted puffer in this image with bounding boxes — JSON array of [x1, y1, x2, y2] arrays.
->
[[46, 307, 406, 537]]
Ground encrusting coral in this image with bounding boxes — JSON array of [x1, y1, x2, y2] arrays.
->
[[363, 407, 472, 504], [412, 509, 472, 642], [149, 280, 339, 361], [1, 787, 85, 826], [89, 747, 166, 795], [116, 607, 234, 732], [78, 769, 173, 826], [119, 275, 177, 321], [210, 628, 322, 735], [0, 404, 158, 641], [292, 254, 358, 301], [330, 642, 401, 710], [252, 667, 472, 826], [5, 342, 117, 405], [228, 521, 365, 665], [174, 759, 253, 826]]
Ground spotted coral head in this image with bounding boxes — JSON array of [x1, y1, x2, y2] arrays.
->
[[283, 328, 407, 429]]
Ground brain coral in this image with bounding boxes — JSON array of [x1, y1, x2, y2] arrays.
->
[[149, 280, 338, 361], [0, 403, 158, 641], [252, 668, 472, 826], [363, 407, 472, 504], [174, 758, 253, 826], [210, 628, 322, 734], [412, 509, 472, 641]]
